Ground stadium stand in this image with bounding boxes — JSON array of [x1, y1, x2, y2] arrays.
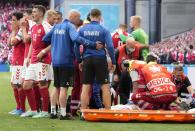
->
[[150, 28, 195, 64]]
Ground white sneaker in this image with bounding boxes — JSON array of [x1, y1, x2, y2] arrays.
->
[[20, 111, 38, 117], [188, 108, 195, 113], [32, 111, 49, 118]]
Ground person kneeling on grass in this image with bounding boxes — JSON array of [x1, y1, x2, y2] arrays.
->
[[171, 65, 195, 111], [129, 53, 177, 110]]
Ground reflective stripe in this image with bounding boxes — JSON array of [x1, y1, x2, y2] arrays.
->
[[71, 100, 80, 104], [141, 102, 149, 110], [70, 106, 79, 110], [151, 93, 177, 98], [138, 100, 144, 105]]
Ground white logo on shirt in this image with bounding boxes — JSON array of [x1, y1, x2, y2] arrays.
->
[[84, 31, 100, 36], [149, 65, 161, 73], [54, 29, 65, 35]]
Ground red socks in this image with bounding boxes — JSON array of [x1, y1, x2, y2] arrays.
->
[[18, 89, 26, 112], [24, 88, 37, 111], [33, 85, 41, 111], [13, 88, 20, 110], [39, 87, 49, 112]]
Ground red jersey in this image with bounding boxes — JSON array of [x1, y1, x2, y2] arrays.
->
[[31, 21, 52, 64], [112, 31, 128, 49], [11, 41, 25, 66], [15, 20, 36, 58], [24, 20, 35, 58], [141, 63, 176, 96]]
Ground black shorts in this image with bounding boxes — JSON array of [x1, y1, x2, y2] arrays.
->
[[53, 66, 74, 88], [82, 57, 109, 84]]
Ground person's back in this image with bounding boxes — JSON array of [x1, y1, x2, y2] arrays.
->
[[48, 20, 75, 67], [79, 21, 110, 59], [79, 8, 115, 110]]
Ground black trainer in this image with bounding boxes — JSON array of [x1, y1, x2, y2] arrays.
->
[[50, 113, 58, 119], [59, 114, 74, 120]]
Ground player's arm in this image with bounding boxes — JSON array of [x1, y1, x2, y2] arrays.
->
[[25, 43, 32, 67], [21, 26, 31, 43], [10, 30, 21, 46], [104, 29, 116, 67], [185, 77, 194, 95]]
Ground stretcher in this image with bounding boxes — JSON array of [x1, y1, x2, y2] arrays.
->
[[82, 109, 195, 122]]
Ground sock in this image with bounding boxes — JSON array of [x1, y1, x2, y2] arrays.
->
[[18, 89, 26, 112], [60, 107, 66, 116], [51, 106, 56, 115], [24, 88, 37, 111], [33, 85, 41, 111], [13, 88, 20, 110], [39, 87, 49, 112]]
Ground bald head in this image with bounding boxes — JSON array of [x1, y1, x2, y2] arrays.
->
[[68, 10, 81, 25]]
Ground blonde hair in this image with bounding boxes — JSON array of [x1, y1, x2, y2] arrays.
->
[[131, 15, 142, 24], [46, 10, 57, 18]]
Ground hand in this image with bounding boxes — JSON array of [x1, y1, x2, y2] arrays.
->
[[26, 57, 30, 67], [11, 21, 19, 32], [113, 74, 119, 82], [111, 64, 116, 72], [110, 88, 116, 98], [20, 18, 28, 28], [79, 63, 83, 71], [95, 41, 104, 50], [37, 51, 45, 61], [122, 59, 130, 68]]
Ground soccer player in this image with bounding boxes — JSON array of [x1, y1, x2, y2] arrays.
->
[[77, 9, 116, 110], [55, 11, 63, 24], [130, 16, 149, 60], [42, 10, 103, 120], [20, 8, 42, 111], [112, 24, 129, 49], [21, 5, 52, 118], [45, 9, 57, 26], [8, 12, 25, 115]]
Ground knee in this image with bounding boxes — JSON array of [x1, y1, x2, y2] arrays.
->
[[23, 81, 32, 90]]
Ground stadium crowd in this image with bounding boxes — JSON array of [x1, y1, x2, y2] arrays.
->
[[150, 29, 195, 64], [1, 1, 194, 121]]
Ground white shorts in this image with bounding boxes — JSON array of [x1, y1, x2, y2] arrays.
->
[[25, 62, 53, 81], [48, 64, 54, 81], [11, 65, 23, 85], [22, 58, 28, 79]]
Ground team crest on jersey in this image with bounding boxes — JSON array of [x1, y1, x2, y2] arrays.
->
[[38, 29, 42, 34], [149, 65, 161, 72]]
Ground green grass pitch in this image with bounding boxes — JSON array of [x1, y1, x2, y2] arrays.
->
[[0, 72, 195, 131]]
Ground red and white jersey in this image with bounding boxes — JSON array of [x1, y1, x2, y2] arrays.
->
[[11, 40, 25, 66], [15, 20, 36, 58], [141, 63, 176, 96], [30, 21, 52, 64]]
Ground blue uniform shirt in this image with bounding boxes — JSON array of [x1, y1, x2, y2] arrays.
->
[[76, 21, 116, 64], [42, 19, 97, 67]]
